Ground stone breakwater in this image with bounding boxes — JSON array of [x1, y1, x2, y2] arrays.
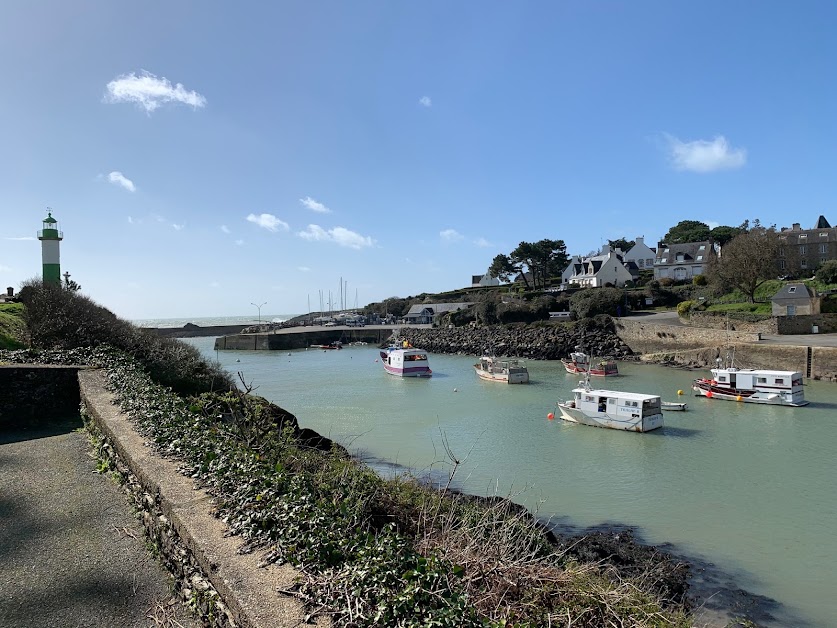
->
[[392, 322, 633, 360]]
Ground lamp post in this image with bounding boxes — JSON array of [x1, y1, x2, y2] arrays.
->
[[251, 301, 267, 326]]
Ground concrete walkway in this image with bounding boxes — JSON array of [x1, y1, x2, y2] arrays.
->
[[0, 421, 198, 628]]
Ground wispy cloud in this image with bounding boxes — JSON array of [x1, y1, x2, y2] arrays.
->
[[297, 225, 374, 249], [104, 70, 206, 113], [127, 216, 135, 224], [440, 229, 464, 242], [108, 171, 136, 192], [0, 264, 11, 272], [220, 225, 231, 234], [664, 134, 746, 173], [473, 237, 492, 248], [300, 196, 331, 214], [4, 236, 36, 241], [172, 223, 184, 231], [234, 239, 244, 246], [298, 266, 311, 272], [419, 96, 432, 107], [247, 213, 289, 232]]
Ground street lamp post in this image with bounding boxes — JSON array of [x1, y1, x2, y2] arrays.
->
[[251, 301, 267, 327]]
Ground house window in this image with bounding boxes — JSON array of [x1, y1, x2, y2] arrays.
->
[[822, 257, 828, 264], [698, 245, 706, 250], [637, 259, 644, 267], [801, 259, 808, 268], [779, 247, 785, 257], [779, 260, 786, 270], [799, 245, 806, 255], [799, 233, 808, 239], [821, 232, 829, 237], [676, 253, 685, 262], [647, 258, 654, 266], [820, 244, 828, 254], [697, 255, 703, 261], [661, 258, 668, 263], [757, 377, 767, 384]]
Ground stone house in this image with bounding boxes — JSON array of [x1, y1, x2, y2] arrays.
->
[[653, 240, 719, 281], [777, 215, 837, 277], [771, 284, 820, 317], [404, 302, 475, 325]]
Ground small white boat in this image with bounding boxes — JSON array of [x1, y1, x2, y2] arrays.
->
[[661, 401, 688, 411], [379, 346, 432, 378], [556, 378, 663, 432], [693, 360, 807, 407], [561, 350, 619, 376], [473, 356, 529, 384]]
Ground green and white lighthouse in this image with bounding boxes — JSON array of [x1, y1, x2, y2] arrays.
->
[[37, 210, 63, 285]]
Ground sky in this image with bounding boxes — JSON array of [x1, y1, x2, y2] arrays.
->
[[2, 1, 837, 320]]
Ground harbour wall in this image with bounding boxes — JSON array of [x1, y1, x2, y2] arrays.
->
[[143, 324, 248, 338], [686, 312, 837, 335], [615, 319, 837, 381], [214, 328, 395, 351]]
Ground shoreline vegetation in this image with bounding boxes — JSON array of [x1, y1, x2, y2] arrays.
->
[[2, 283, 731, 626]]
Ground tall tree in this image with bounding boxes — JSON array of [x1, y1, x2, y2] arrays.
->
[[707, 226, 780, 302], [488, 253, 523, 286], [607, 238, 635, 253], [663, 220, 711, 244], [708, 225, 744, 246]]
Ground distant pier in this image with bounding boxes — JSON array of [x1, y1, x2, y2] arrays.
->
[[213, 324, 402, 351]]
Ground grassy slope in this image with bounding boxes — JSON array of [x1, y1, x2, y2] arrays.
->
[[0, 303, 26, 349]]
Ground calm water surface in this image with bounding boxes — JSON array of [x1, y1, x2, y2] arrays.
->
[[187, 338, 837, 627]]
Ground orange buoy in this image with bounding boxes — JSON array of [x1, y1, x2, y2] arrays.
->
[[706, 391, 713, 399], [547, 412, 555, 420], [736, 395, 743, 401]]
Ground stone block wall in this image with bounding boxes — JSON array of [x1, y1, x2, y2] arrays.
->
[[0, 365, 83, 429], [686, 312, 777, 334], [775, 314, 837, 335], [614, 319, 759, 354]]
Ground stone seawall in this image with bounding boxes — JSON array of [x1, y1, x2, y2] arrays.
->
[[215, 328, 395, 351], [615, 319, 837, 381]]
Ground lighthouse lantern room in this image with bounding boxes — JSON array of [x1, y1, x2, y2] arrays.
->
[[37, 210, 63, 285]]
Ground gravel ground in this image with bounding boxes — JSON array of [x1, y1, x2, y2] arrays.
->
[[0, 420, 198, 628]]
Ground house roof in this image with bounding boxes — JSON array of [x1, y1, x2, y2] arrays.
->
[[655, 240, 715, 266], [815, 215, 831, 229], [771, 283, 818, 302]]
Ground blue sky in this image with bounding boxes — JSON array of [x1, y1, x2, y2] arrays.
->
[[2, 1, 836, 319]]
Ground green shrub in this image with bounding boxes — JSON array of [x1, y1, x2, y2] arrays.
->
[[815, 259, 837, 285], [677, 300, 695, 316], [569, 287, 623, 319], [658, 277, 675, 287], [692, 274, 707, 286], [18, 279, 233, 394]]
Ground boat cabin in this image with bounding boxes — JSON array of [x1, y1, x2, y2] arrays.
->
[[573, 388, 661, 418], [711, 367, 804, 394]]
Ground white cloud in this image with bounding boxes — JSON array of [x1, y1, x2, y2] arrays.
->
[[234, 239, 244, 246], [473, 237, 492, 247], [104, 70, 207, 113], [107, 171, 136, 192], [300, 196, 331, 213], [298, 266, 311, 272], [419, 96, 432, 107], [440, 229, 464, 242], [0, 264, 11, 272], [297, 224, 374, 249], [4, 236, 36, 241], [127, 216, 135, 224], [220, 225, 231, 234], [246, 213, 289, 232], [172, 223, 184, 231], [664, 134, 747, 173]]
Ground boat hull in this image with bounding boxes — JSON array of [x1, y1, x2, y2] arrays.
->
[[556, 403, 663, 432], [561, 361, 618, 377], [383, 365, 432, 377], [692, 380, 808, 407], [661, 402, 688, 411], [474, 366, 529, 384]]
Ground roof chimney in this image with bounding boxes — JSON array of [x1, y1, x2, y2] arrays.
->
[[635, 236, 644, 245], [792, 223, 801, 231]]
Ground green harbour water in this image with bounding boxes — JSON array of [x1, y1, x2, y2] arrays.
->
[[186, 337, 837, 627]]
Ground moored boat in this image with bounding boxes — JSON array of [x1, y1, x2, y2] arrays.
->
[[693, 363, 807, 406], [561, 350, 619, 376], [661, 401, 688, 411], [311, 341, 343, 350], [473, 355, 529, 384], [379, 346, 432, 377], [556, 378, 663, 432]]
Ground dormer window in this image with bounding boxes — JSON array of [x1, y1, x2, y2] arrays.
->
[[676, 253, 685, 262], [799, 234, 808, 239], [788, 286, 797, 293], [698, 245, 706, 250], [821, 232, 829, 237], [696, 255, 703, 261]]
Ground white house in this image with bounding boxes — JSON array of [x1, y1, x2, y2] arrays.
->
[[404, 302, 475, 325], [624, 237, 657, 272], [653, 240, 720, 281], [562, 246, 633, 288], [471, 272, 500, 288]]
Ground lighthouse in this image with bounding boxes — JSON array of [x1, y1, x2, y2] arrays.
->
[[37, 210, 63, 285]]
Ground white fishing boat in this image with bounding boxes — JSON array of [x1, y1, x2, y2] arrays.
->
[[661, 401, 688, 411], [556, 377, 663, 432], [692, 360, 807, 406], [561, 349, 619, 376], [473, 355, 529, 384], [379, 346, 432, 378]]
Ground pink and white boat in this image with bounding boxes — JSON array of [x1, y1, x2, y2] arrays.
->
[[379, 346, 432, 378], [561, 350, 619, 377]]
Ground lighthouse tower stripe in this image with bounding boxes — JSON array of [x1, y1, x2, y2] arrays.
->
[[42, 239, 60, 265]]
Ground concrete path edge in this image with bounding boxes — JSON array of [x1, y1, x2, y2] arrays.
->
[[78, 369, 316, 628]]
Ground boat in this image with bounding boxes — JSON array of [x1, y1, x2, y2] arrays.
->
[[473, 355, 530, 384], [561, 350, 619, 376], [692, 359, 807, 406], [661, 401, 688, 411], [555, 376, 663, 432], [310, 341, 342, 350], [379, 346, 432, 377]]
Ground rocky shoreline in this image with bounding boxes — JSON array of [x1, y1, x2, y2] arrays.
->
[[391, 318, 634, 360]]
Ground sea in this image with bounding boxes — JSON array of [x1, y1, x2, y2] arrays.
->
[[179, 334, 837, 628], [132, 314, 298, 328]]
